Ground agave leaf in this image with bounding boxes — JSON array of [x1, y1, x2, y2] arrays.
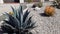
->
[[11, 6, 17, 17], [23, 22, 35, 30], [18, 6, 23, 22], [11, 6, 15, 12], [24, 17, 32, 24], [2, 26, 13, 33], [1, 23, 16, 33], [22, 17, 31, 28], [24, 17, 35, 29], [23, 10, 30, 22], [5, 13, 20, 29], [18, 6, 23, 28], [4, 20, 15, 28], [16, 10, 19, 20], [18, 8, 21, 22], [25, 17, 31, 25], [25, 23, 35, 29]]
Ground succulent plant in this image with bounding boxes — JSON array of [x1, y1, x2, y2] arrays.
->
[[1, 5, 35, 34], [38, 2, 43, 8], [44, 6, 55, 16], [37, 0, 43, 8], [53, 0, 60, 8], [9, 11, 14, 15]]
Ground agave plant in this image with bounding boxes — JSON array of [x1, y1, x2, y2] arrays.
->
[[1, 5, 35, 34]]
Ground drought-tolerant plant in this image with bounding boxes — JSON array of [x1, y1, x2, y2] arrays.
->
[[53, 0, 60, 8], [1, 6, 35, 34], [32, 0, 43, 8], [9, 11, 14, 15], [38, 0, 43, 8], [44, 6, 55, 16]]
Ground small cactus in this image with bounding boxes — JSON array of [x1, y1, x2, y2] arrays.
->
[[37, 0, 43, 8], [44, 6, 55, 16], [38, 2, 43, 8], [9, 11, 14, 15]]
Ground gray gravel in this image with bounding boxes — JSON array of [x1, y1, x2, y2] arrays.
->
[[28, 2, 60, 34]]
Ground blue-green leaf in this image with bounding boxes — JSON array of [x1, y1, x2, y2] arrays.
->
[[5, 13, 20, 29], [23, 10, 30, 22], [11, 6, 17, 17]]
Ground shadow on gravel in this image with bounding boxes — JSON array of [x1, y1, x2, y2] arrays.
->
[[40, 13, 50, 17]]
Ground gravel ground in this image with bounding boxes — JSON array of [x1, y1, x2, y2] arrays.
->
[[28, 2, 60, 34], [0, 2, 60, 34]]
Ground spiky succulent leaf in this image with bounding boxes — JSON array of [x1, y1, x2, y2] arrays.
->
[[17, 6, 23, 29], [25, 23, 35, 29], [9, 6, 24, 29], [5, 13, 20, 29], [23, 17, 35, 29], [11, 6, 17, 17], [19, 6, 23, 22], [2, 25, 14, 33], [1, 23, 16, 33], [23, 17, 31, 28], [23, 10, 30, 22]]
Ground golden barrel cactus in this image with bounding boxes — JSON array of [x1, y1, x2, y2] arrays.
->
[[44, 6, 55, 16], [9, 11, 14, 15]]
